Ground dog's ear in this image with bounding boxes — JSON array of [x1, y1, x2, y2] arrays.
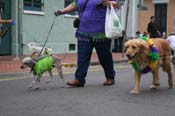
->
[[27, 59, 36, 68], [22, 57, 32, 63], [138, 40, 148, 49], [24, 58, 36, 67], [138, 39, 149, 54], [31, 59, 36, 65], [30, 52, 39, 59]]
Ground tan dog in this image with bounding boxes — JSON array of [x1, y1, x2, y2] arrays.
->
[[124, 38, 173, 94]]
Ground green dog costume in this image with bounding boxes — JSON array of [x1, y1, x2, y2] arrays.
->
[[33, 55, 54, 78]]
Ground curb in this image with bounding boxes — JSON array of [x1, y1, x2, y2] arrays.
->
[[62, 59, 128, 67], [90, 59, 128, 66]]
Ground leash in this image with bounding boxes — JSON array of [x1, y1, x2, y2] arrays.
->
[[38, 16, 57, 56]]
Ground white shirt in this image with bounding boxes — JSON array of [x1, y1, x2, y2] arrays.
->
[[167, 35, 175, 50]]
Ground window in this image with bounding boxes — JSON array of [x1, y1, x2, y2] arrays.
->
[[69, 43, 76, 51], [24, 0, 44, 12], [0, 2, 5, 13], [65, 0, 78, 16]]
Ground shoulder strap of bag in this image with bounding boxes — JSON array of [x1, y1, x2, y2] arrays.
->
[[79, 0, 89, 18]]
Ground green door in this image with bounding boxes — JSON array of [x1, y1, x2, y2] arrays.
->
[[0, 0, 11, 55], [155, 3, 167, 36]]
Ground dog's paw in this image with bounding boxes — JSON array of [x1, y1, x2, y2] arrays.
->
[[153, 82, 160, 86], [130, 89, 139, 95], [35, 87, 39, 90], [35, 85, 40, 90], [45, 79, 51, 83], [28, 84, 33, 88], [168, 80, 173, 89], [150, 85, 158, 89]]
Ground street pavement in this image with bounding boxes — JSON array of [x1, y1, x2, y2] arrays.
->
[[0, 63, 175, 116]]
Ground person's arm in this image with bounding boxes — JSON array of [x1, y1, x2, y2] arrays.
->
[[60, 3, 77, 14], [157, 30, 161, 36], [153, 23, 161, 36], [0, 19, 12, 24], [54, 1, 77, 16], [102, 0, 119, 8], [147, 23, 151, 33]]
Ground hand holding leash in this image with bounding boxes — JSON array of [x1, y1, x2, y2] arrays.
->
[[54, 9, 62, 16], [0, 20, 15, 38], [102, 0, 111, 6]]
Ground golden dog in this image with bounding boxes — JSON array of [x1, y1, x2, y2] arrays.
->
[[124, 38, 173, 94]]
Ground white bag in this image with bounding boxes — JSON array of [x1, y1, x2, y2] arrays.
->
[[105, 4, 122, 39]]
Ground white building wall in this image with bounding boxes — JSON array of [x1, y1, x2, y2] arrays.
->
[[120, 0, 138, 38]]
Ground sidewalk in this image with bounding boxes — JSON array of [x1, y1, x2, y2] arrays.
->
[[0, 52, 127, 74]]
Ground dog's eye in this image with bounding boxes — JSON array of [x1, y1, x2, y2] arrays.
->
[[132, 46, 137, 49]]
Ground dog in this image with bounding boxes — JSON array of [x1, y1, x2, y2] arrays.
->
[[21, 54, 65, 89], [28, 42, 52, 58], [124, 38, 173, 94]]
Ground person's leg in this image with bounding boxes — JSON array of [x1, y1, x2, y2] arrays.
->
[[67, 39, 93, 86], [94, 39, 115, 85], [172, 50, 175, 64]]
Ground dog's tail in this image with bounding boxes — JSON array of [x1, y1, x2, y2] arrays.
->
[[52, 49, 67, 61], [60, 49, 67, 61]]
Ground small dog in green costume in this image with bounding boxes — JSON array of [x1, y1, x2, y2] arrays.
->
[[21, 55, 64, 89]]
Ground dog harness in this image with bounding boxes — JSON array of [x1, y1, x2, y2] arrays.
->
[[129, 36, 159, 74], [33, 55, 53, 77]]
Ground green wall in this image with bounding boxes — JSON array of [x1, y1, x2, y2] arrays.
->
[[22, 0, 77, 55], [11, 0, 19, 55]]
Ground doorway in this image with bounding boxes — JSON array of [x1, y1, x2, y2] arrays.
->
[[155, 3, 167, 36], [0, 0, 11, 55]]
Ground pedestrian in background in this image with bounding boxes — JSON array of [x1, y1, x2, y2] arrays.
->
[[147, 16, 161, 38], [0, 18, 13, 44], [143, 31, 148, 37], [0, 5, 13, 38], [54, 0, 119, 87], [166, 32, 175, 63], [136, 31, 141, 38]]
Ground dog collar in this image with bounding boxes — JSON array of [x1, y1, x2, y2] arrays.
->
[[129, 36, 159, 74]]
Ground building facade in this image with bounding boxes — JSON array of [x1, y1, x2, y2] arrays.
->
[[0, 0, 77, 55], [137, 0, 175, 37], [2, 0, 171, 55]]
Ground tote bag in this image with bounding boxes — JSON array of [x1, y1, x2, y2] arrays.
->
[[105, 4, 122, 39]]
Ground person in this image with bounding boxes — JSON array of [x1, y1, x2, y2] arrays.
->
[[143, 31, 148, 37], [0, 19, 13, 35], [0, 19, 13, 44], [54, 0, 119, 87], [147, 16, 161, 38], [166, 32, 175, 63], [136, 31, 141, 38]]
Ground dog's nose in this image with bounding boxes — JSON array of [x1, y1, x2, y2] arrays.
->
[[20, 65, 24, 69]]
